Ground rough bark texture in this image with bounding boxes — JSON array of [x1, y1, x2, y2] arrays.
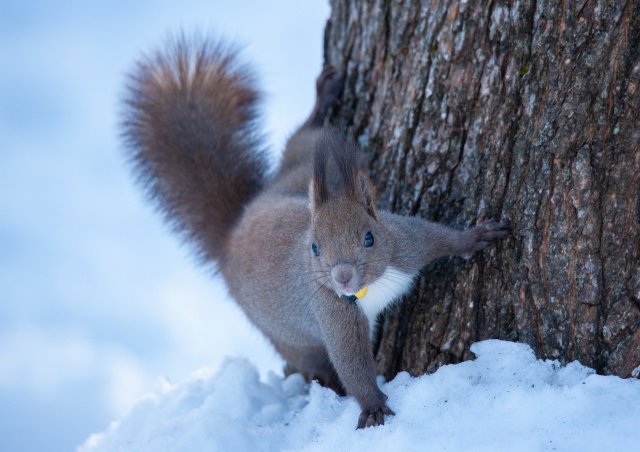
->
[[323, 0, 640, 378]]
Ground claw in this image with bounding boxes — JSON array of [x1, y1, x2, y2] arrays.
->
[[356, 405, 395, 429], [460, 219, 510, 258]]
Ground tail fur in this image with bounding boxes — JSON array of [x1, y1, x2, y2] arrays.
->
[[122, 34, 269, 263]]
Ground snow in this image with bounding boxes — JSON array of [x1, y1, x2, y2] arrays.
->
[[79, 340, 640, 451]]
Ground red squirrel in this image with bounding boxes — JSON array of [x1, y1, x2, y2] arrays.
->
[[123, 35, 509, 429]]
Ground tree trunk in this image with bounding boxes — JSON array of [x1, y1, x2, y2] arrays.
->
[[323, 0, 640, 378]]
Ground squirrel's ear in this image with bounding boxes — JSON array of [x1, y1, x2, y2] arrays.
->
[[310, 145, 329, 209], [357, 173, 379, 221]]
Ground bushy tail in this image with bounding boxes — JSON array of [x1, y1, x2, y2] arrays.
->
[[122, 34, 269, 263]]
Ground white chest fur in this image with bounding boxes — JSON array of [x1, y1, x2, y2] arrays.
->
[[358, 267, 415, 335]]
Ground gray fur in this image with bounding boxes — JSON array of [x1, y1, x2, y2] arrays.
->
[[124, 35, 509, 429]]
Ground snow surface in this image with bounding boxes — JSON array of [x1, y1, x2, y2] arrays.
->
[[80, 340, 640, 451]]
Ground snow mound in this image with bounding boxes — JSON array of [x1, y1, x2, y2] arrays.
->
[[79, 340, 640, 451]]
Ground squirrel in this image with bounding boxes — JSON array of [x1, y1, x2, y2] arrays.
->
[[123, 34, 509, 429]]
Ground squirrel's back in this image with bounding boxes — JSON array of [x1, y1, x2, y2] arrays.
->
[[122, 35, 269, 263], [122, 35, 510, 429]]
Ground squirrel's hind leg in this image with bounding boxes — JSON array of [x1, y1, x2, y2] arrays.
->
[[283, 359, 346, 396], [304, 65, 344, 128]]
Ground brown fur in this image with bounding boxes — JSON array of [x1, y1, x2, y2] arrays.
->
[[123, 35, 509, 429], [123, 34, 269, 264]]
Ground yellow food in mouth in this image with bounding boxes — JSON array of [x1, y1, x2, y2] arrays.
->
[[355, 287, 368, 299]]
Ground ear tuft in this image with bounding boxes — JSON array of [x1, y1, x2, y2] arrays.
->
[[330, 129, 359, 197], [357, 173, 379, 221], [312, 126, 378, 219], [310, 139, 329, 210]]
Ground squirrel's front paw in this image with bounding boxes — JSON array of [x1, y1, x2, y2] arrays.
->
[[356, 404, 395, 429], [461, 219, 510, 258]]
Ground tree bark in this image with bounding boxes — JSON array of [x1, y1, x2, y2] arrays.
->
[[323, 0, 640, 378]]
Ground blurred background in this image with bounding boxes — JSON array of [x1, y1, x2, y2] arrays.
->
[[0, 1, 329, 450]]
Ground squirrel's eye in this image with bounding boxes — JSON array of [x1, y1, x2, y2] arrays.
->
[[311, 243, 319, 256], [364, 231, 374, 247]]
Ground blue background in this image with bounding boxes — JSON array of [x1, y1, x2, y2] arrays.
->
[[0, 1, 329, 450]]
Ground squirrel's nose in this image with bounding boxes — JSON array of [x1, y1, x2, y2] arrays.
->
[[331, 264, 355, 288]]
